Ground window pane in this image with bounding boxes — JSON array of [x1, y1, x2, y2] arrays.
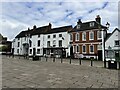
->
[[83, 46, 86, 52], [76, 45, 79, 52], [53, 35, 56, 38], [47, 41, 50, 47], [38, 40, 40, 47], [82, 32, 86, 40], [59, 40, 62, 47], [48, 35, 50, 38], [18, 42, 20, 47], [70, 34, 73, 41], [37, 49, 40, 54], [59, 34, 62, 37], [90, 32, 94, 40], [90, 46, 94, 52], [30, 49, 32, 54], [115, 41, 119, 46], [98, 31, 102, 39]]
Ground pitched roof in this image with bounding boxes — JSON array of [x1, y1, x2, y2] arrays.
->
[[15, 30, 33, 38], [31, 25, 50, 35], [43, 25, 72, 34], [15, 25, 72, 38], [69, 21, 107, 33], [105, 28, 120, 42]]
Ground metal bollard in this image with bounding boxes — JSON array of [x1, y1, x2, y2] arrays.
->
[[91, 59, 93, 66], [104, 60, 106, 68], [53, 57, 55, 62], [61, 56, 63, 63], [79, 58, 81, 65], [46, 56, 47, 62], [70, 57, 71, 64]]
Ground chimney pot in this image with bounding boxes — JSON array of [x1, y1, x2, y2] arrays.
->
[[95, 15, 101, 24], [77, 19, 82, 24], [33, 25, 36, 29]]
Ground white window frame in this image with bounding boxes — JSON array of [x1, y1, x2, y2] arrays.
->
[[89, 31, 94, 40], [70, 34, 73, 41], [75, 33, 80, 41], [97, 31, 102, 40], [82, 45, 86, 53], [82, 32, 86, 41], [89, 45, 94, 54]]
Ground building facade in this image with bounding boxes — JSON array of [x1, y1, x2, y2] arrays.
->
[[12, 23, 72, 58], [105, 28, 120, 61], [0, 34, 12, 54], [69, 15, 107, 60]]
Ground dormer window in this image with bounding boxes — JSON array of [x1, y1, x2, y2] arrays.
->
[[77, 25, 80, 29], [90, 22, 94, 27]]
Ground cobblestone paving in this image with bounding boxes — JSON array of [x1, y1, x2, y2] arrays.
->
[[2, 55, 119, 89]]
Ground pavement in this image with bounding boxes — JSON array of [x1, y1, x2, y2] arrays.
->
[[1, 55, 119, 89]]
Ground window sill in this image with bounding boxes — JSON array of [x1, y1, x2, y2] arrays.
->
[[89, 39, 94, 41], [82, 40, 86, 41], [114, 45, 120, 47]]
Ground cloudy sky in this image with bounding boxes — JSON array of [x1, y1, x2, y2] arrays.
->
[[0, 0, 119, 41]]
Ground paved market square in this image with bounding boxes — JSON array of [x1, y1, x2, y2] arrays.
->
[[1, 55, 119, 88]]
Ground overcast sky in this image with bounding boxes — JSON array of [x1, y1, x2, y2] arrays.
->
[[0, 0, 119, 41]]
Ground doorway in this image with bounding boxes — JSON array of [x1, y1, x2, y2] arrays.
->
[[98, 50, 102, 61]]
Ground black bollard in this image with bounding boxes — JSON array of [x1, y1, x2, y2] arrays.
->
[[46, 56, 47, 62], [53, 57, 55, 62], [79, 58, 81, 65], [61, 56, 63, 63], [70, 57, 71, 64], [104, 59, 106, 68], [91, 59, 93, 66]]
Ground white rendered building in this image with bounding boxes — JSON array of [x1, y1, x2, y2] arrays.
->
[[105, 28, 120, 61], [12, 23, 72, 58]]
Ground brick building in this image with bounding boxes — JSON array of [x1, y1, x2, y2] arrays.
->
[[69, 15, 107, 60]]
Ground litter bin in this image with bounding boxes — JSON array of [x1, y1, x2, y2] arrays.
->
[[33, 56, 39, 61], [108, 60, 117, 69]]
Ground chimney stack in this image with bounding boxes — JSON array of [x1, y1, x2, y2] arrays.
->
[[48, 23, 52, 30], [28, 28, 30, 31], [95, 15, 101, 24], [77, 19, 82, 24], [33, 25, 37, 30]]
